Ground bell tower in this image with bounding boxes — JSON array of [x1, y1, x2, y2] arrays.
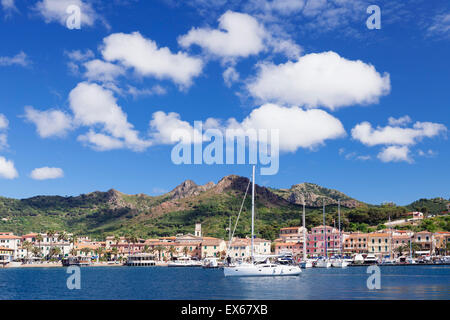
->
[[195, 223, 202, 237]]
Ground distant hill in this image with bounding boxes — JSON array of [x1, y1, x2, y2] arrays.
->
[[0, 175, 448, 240]]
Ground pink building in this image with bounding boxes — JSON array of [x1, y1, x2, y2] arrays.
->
[[307, 225, 341, 257]]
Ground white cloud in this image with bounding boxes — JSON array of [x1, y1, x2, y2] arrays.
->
[[101, 32, 204, 88], [427, 13, 450, 39], [178, 10, 301, 60], [0, 156, 18, 179], [266, 0, 305, 15], [149, 111, 203, 144], [77, 130, 125, 151], [377, 146, 412, 163], [0, 52, 30, 67], [247, 51, 390, 110], [351, 120, 447, 146], [69, 82, 151, 151], [30, 167, 64, 180], [24, 106, 73, 138], [356, 155, 371, 161], [223, 66, 240, 87], [127, 85, 167, 98], [226, 104, 346, 152], [179, 11, 266, 59], [149, 103, 346, 152], [0, 113, 8, 130], [34, 0, 99, 27], [83, 59, 126, 82], [1, 0, 17, 16], [0, 113, 9, 150], [388, 115, 412, 127], [65, 49, 95, 62]]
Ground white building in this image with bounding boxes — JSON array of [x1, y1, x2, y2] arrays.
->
[[0, 233, 22, 260]]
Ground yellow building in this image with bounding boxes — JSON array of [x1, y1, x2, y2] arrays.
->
[[200, 238, 226, 258], [368, 233, 390, 257]]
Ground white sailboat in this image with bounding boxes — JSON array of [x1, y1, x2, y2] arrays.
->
[[224, 166, 302, 277], [315, 200, 331, 268], [299, 198, 312, 268], [332, 200, 349, 268]]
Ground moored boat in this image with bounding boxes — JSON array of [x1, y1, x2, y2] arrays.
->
[[168, 256, 202, 267], [223, 166, 301, 277]]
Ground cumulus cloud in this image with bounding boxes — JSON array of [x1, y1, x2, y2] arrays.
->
[[223, 66, 240, 87], [247, 51, 390, 110], [34, 0, 99, 27], [149, 111, 203, 145], [24, 106, 73, 138], [178, 10, 301, 60], [69, 82, 151, 151], [101, 32, 203, 88], [179, 11, 266, 59], [377, 146, 412, 163], [351, 120, 447, 146], [0, 156, 18, 179], [149, 103, 346, 152], [30, 167, 64, 180], [227, 104, 346, 152], [0, 52, 30, 67], [83, 59, 126, 82]]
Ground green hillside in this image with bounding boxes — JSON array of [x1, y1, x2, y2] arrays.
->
[[0, 175, 448, 240]]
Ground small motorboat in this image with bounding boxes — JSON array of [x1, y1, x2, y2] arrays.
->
[[315, 257, 331, 268]]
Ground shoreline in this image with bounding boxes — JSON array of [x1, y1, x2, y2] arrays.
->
[[2, 262, 449, 269]]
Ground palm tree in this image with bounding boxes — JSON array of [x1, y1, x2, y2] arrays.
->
[[81, 247, 91, 257], [154, 245, 166, 261], [36, 234, 43, 254], [58, 232, 68, 243], [22, 241, 33, 262], [183, 246, 189, 257], [168, 246, 177, 260], [111, 247, 119, 261], [95, 247, 104, 262], [32, 247, 41, 260], [49, 247, 61, 260], [46, 230, 55, 260], [70, 248, 77, 257]]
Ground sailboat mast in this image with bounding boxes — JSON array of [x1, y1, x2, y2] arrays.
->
[[389, 215, 392, 259], [338, 199, 341, 256], [251, 165, 255, 263], [323, 200, 327, 258], [302, 197, 307, 261]]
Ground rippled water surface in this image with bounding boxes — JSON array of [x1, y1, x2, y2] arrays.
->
[[0, 265, 449, 299]]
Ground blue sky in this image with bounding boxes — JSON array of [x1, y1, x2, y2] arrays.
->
[[0, 0, 449, 205]]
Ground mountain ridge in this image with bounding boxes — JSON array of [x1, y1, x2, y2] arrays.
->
[[0, 174, 448, 239]]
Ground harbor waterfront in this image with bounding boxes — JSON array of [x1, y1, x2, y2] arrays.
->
[[0, 265, 448, 300]]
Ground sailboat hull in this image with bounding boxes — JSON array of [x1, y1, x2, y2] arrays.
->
[[224, 264, 301, 277], [331, 260, 349, 268]]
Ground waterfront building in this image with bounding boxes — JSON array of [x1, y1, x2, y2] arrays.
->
[[433, 232, 450, 255], [279, 226, 307, 243], [200, 238, 226, 258], [0, 247, 14, 264], [0, 233, 22, 259], [413, 231, 433, 255], [307, 225, 341, 257], [274, 242, 303, 256], [343, 232, 369, 254], [368, 233, 390, 257]]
